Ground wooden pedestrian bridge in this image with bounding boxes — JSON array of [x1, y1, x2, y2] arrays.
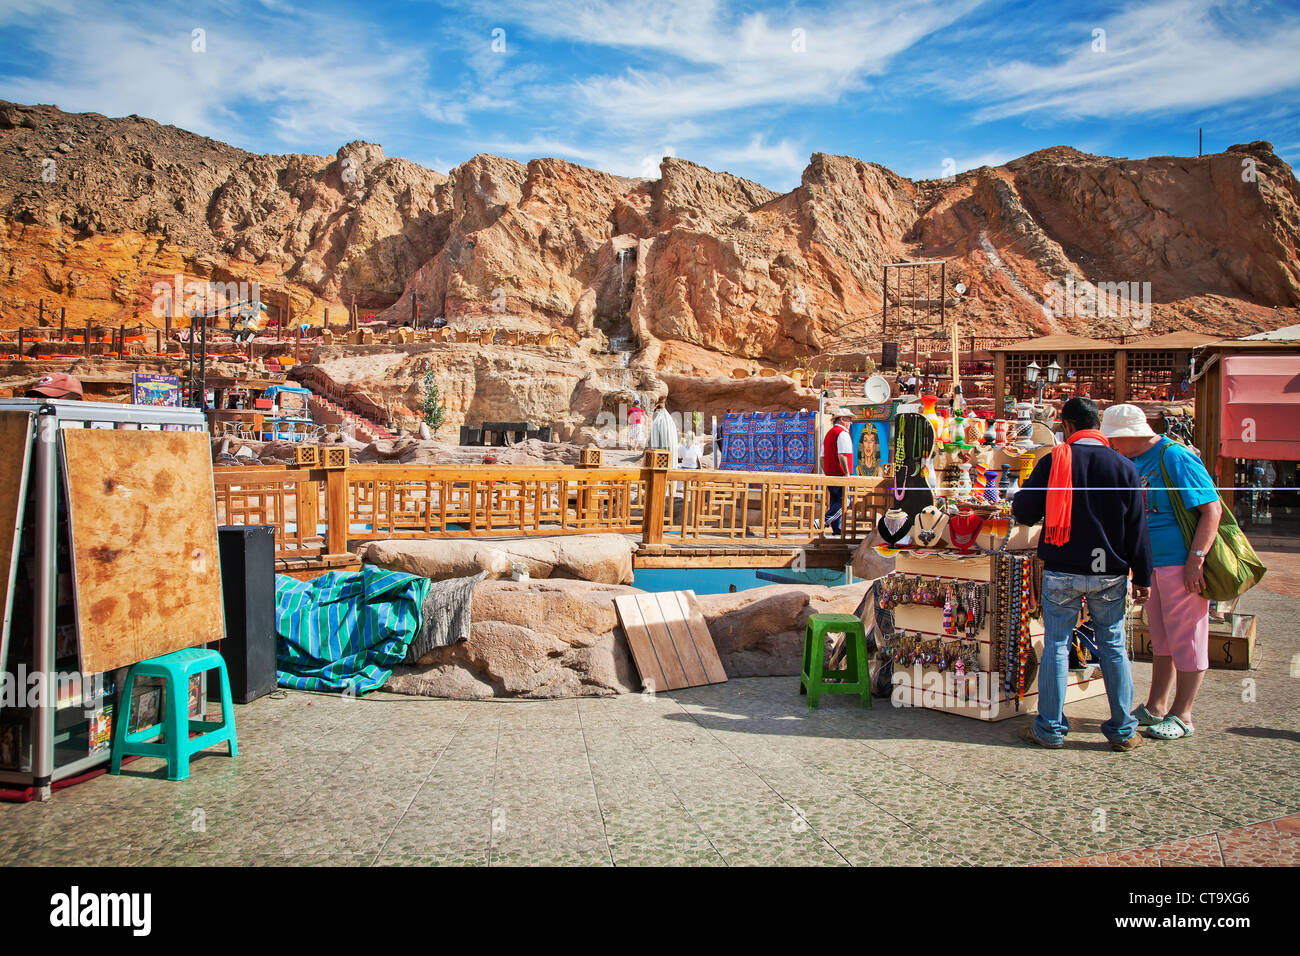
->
[[211, 456, 890, 578]]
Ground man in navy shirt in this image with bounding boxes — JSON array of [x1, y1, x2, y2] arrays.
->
[[1013, 397, 1152, 752]]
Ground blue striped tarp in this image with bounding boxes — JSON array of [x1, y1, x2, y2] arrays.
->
[[275, 567, 431, 695]]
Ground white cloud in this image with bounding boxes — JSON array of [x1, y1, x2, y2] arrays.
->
[[0, 1, 431, 147], [939, 0, 1300, 122], [487, 0, 984, 128], [712, 134, 805, 176]]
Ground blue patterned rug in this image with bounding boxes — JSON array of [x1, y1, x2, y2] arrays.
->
[[718, 411, 817, 473]]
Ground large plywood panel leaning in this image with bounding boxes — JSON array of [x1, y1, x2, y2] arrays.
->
[[62, 428, 225, 674]]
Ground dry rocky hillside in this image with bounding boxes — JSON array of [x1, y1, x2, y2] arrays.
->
[[2, 99, 1299, 431]]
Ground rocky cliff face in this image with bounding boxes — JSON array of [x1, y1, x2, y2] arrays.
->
[[3, 99, 1298, 358]]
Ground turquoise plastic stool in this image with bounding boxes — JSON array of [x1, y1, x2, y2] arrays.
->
[[799, 613, 872, 710], [109, 648, 238, 781]]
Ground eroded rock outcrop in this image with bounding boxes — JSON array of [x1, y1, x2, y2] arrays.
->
[[5, 99, 1297, 356], [383, 578, 880, 699], [360, 534, 635, 585], [384, 578, 641, 699]]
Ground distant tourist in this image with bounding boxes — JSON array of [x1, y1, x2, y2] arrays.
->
[[649, 400, 678, 465], [1103, 403, 1221, 741], [1012, 397, 1151, 752], [26, 369, 82, 400], [627, 401, 646, 450], [26, 372, 82, 400], [819, 407, 854, 535], [678, 432, 701, 469]]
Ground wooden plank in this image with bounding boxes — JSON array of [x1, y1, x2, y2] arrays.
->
[[613, 594, 669, 692], [0, 412, 33, 678], [61, 429, 225, 674], [653, 591, 709, 687], [672, 590, 728, 684], [634, 592, 689, 690]]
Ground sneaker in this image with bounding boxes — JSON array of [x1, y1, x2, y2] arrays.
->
[[1111, 733, 1145, 753], [813, 518, 822, 531], [1020, 725, 1063, 749]]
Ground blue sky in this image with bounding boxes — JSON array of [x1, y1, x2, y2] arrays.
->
[[1, 0, 1298, 191]]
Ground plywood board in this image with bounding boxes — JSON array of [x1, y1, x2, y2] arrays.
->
[[61, 429, 225, 674], [0, 411, 33, 681], [614, 590, 727, 691]]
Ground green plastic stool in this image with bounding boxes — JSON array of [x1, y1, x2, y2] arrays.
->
[[109, 648, 238, 781], [799, 613, 872, 709]]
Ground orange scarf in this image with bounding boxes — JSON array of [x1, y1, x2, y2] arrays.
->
[[1044, 429, 1111, 546]]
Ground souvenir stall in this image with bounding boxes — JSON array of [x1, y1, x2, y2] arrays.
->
[[867, 388, 1109, 721]]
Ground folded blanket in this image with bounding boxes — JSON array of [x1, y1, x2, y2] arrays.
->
[[404, 570, 488, 663], [276, 566, 431, 695]]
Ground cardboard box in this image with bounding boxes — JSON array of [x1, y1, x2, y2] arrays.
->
[[1129, 611, 1256, 670]]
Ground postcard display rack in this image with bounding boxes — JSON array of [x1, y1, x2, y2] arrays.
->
[[0, 399, 211, 798]]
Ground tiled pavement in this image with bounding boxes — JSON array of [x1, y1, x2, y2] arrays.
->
[[2, 558, 1298, 867]]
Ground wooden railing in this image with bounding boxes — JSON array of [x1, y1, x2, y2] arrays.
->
[[345, 465, 647, 538], [212, 462, 887, 561], [659, 470, 887, 542]]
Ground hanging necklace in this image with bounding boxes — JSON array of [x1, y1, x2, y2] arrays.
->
[[877, 509, 912, 546]]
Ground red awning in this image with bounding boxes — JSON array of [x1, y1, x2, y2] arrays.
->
[[1220, 354, 1300, 460]]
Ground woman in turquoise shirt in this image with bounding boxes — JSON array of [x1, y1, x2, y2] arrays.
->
[[1104, 405, 1222, 741]]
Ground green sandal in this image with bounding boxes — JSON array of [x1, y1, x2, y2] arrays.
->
[[1145, 714, 1194, 740], [1132, 704, 1164, 727]]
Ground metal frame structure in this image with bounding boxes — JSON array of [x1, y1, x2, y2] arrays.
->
[[881, 260, 947, 337], [0, 398, 205, 799]]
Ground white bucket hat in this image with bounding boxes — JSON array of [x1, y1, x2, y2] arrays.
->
[[1100, 403, 1156, 439]]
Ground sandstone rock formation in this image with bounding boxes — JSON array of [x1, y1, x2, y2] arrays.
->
[[383, 577, 879, 700], [385, 578, 641, 699], [5, 100, 1297, 355], [360, 534, 635, 585], [696, 581, 874, 678]]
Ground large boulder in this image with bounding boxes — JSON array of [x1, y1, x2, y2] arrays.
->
[[696, 581, 873, 677], [385, 579, 641, 699], [358, 533, 635, 584]]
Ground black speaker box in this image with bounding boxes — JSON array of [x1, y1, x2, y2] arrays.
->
[[212, 525, 277, 704]]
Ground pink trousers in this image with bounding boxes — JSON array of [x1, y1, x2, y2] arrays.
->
[[1147, 565, 1210, 672]]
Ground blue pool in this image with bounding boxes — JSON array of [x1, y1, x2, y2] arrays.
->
[[632, 566, 854, 595]]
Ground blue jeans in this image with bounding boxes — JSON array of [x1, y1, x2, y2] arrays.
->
[[824, 485, 844, 534], [1035, 571, 1137, 745]]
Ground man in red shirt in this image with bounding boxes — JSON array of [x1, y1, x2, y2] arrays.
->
[[821, 408, 854, 534]]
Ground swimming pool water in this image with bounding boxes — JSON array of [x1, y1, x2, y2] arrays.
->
[[632, 565, 853, 595]]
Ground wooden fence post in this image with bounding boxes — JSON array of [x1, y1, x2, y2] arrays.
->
[[84, 320, 91, 357], [640, 451, 669, 545], [324, 467, 348, 555]]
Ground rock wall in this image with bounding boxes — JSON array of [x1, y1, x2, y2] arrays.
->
[[383, 577, 879, 700], [4, 100, 1298, 354]]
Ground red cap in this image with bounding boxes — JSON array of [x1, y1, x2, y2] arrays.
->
[[26, 373, 83, 400]]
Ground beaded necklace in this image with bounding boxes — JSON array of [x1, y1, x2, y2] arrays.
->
[[1017, 558, 1031, 703]]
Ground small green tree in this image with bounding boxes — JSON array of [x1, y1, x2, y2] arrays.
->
[[422, 367, 446, 434]]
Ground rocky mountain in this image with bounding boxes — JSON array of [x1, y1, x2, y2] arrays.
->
[[2, 99, 1298, 366]]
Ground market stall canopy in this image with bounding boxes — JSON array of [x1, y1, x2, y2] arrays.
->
[[1237, 323, 1300, 342], [988, 333, 1112, 352], [1116, 331, 1221, 350], [1220, 353, 1300, 460]]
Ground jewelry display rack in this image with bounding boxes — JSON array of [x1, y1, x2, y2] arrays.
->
[[884, 550, 1107, 722]]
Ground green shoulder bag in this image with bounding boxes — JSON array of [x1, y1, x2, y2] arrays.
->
[[1159, 444, 1267, 602]]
